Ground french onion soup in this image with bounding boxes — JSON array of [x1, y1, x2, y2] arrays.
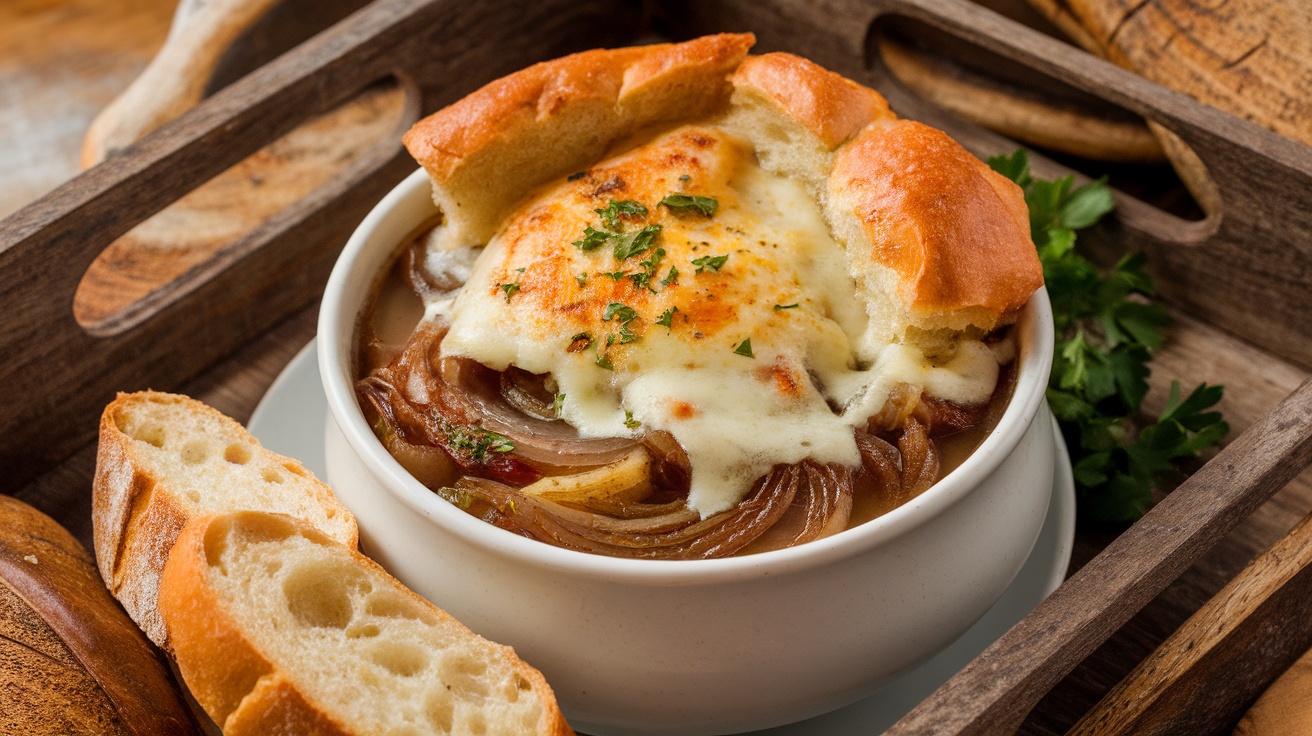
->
[[353, 34, 1043, 559]]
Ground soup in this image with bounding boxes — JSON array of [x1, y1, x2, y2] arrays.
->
[[353, 202, 1018, 560]]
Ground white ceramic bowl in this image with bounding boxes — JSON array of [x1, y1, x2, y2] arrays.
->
[[319, 168, 1056, 735]]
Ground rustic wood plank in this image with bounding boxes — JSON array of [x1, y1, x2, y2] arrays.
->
[[1068, 509, 1312, 736], [885, 377, 1312, 735]]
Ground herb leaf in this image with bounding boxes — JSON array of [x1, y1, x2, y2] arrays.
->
[[603, 303, 638, 323], [498, 282, 521, 302], [656, 306, 678, 328], [614, 224, 662, 261], [660, 194, 718, 217], [774, 303, 799, 311], [596, 199, 648, 231], [573, 226, 612, 252], [692, 254, 728, 273], [733, 338, 753, 357], [624, 410, 641, 429], [988, 149, 1227, 524]]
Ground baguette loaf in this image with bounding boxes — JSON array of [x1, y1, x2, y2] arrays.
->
[[93, 391, 359, 651], [159, 510, 573, 736], [0, 495, 201, 735]]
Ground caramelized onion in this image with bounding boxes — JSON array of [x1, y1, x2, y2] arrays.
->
[[898, 419, 939, 497], [443, 466, 802, 559], [366, 326, 637, 474], [499, 368, 558, 420], [436, 353, 638, 471], [746, 462, 854, 553], [518, 448, 652, 505]]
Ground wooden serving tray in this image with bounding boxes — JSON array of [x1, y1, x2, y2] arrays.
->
[[3, 0, 1312, 733]]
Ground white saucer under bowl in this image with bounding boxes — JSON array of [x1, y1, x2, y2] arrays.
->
[[249, 339, 1075, 735]]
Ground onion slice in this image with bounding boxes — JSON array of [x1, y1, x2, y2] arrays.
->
[[442, 466, 803, 559]]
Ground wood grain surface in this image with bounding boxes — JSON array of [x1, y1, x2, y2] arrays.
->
[[0, 495, 200, 735], [1024, 0, 1312, 148], [1068, 509, 1312, 735]]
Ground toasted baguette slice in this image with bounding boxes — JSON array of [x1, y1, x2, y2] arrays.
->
[[159, 511, 573, 736], [93, 391, 359, 651]]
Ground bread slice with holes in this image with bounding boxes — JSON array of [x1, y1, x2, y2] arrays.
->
[[93, 391, 358, 652], [159, 510, 574, 736]]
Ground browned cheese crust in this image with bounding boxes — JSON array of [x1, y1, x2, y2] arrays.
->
[[402, 34, 1041, 335]]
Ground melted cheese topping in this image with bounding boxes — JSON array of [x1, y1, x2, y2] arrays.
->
[[425, 126, 1001, 516]]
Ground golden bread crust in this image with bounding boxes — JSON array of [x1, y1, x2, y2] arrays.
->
[[729, 52, 894, 149], [92, 391, 359, 652], [829, 119, 1043, 322], [160, 512, 575, 736], [402, 34, 753, 249]]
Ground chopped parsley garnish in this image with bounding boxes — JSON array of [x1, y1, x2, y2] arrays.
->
[[988, 149, 1227, 523], [498, 281, 521, 302], [661, 265, 679, 287], [596, 199, 648, 230], [443, 422, 515, 464], [733, 338, 753, 357], [660, 194, 718, 217], [601, 270, 627, 281], [628, 248, 666, 292], [575, 272, 588, 288], [624, 410, 641, 429], [774, 303, 799, 310], [603, 302, 640, 344], [552, 392, 565, 418], [692, 254, 729, 273], [656, 306, 678, 328], [603, 303, 638, 323], [595, 354, 614, 370], [613, 224, 662, 261], [572, 226, 611, 252]]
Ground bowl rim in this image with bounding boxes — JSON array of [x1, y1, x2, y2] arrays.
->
[[319, 167, 1055, 585]]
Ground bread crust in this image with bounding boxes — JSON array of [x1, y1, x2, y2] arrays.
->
[[159, 512, 574, 736], [828, 119, 1042, 323], [0, 495, 201, 735], [402, 33, 754, 250], [92, 391, 359, 651], [729, 52, 893, 149], [403, 34, 1041, 336]]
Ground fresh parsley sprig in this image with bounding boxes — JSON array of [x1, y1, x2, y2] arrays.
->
[[988, 150, 1227, 523]]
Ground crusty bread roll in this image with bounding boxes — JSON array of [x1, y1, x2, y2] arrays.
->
[[93, 391, 359, 651], [0, 495, 201, 735], [159, 511, 573, 736], [402, 33, 1041, 344]]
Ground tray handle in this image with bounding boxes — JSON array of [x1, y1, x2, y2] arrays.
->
[[0, 0, 638, 490]]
